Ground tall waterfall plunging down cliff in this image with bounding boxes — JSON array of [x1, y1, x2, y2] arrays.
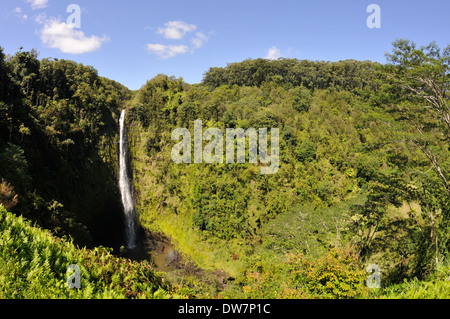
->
[[119, 109, 137, 249]]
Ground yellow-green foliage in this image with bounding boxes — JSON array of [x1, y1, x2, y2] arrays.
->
[[285, 248, 369, 298], [0, 205, 182, 299], [231, 247, 369, 299]]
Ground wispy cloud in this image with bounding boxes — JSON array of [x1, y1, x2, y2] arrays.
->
[[147, 21, 210, 59], [34, 12, 47, 24], [13, 7, 28, 20], [146, 43, 189, 59], [40, 18, 109, 54], [191, 32, 209, 49], [157, 21, 197, 40], [266, 46, 281, 60], [26, 0, 48, 10]]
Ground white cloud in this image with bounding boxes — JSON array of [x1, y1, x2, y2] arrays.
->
[[146, 43, 189, 59], [26, 0, 48, 10], [157, 21, 197, 40], [40, 18, 109, 54], [266, 46, 281, 60], [147, 21, 210, 59], [35, 12, 47, 24], [13, 7, 28, 20], [191, 32, 209, 49]]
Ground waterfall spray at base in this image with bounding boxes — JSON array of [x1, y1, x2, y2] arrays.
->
[[119, 109, 137, 249]]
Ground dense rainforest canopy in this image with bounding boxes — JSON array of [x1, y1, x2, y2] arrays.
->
[[1, 39, 450, 299]]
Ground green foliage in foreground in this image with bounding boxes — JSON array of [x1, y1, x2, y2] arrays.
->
[[379, 261, 450, 299], [224, 247, 370, 299], [0, 205, 182, 299], [3, 202, 449, 299], [381, 279, 450, 299]]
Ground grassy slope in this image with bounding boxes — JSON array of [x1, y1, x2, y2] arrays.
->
[[0, 205, 184, 299]]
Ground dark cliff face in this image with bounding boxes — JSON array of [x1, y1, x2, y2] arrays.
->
[[90, 198, 126, 250], [22, 110, 126, 249], [51, 112, 128, 249]]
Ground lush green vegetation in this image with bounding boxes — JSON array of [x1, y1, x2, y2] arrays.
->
[[127, 39, 450, 298], [1, 39, 449, 299], [0, 47, 130, 248], [0, 205, 184, 298]]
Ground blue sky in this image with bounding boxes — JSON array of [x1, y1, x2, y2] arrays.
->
[[1, 0, 449, 90]]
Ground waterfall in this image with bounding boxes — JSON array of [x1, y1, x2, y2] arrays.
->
[[119, 109, 137, 249]]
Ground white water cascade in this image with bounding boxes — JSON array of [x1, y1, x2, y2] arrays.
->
[[119, 109, 137, 249]]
